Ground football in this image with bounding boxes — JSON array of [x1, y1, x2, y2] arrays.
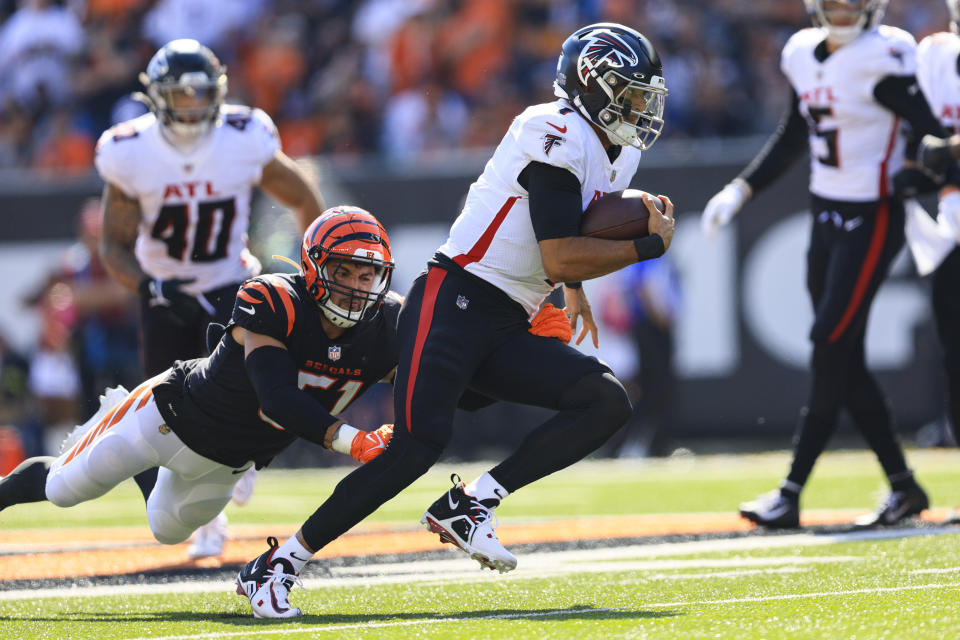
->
[[580, 189, 663, 240]]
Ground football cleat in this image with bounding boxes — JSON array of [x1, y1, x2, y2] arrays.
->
[[739, 489, 800, 529], [350, 424, 394, 463], [187, 512, 228, 559], [231, 467, 257, 505], [236, 536, 303, 619], [421, 474, 517, 573], [854, 484, 929, 528], [944, 506, 960, 526]]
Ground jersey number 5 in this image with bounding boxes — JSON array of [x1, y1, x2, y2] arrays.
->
[[151, 198, 237, 262], [806, 106, 840, 168]]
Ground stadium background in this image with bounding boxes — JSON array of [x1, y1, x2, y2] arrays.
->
[[0, 0, 951, 467]]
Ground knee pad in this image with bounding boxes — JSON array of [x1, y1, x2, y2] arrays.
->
[[560, 372, 632, 434], [147, 507, 194, 545]]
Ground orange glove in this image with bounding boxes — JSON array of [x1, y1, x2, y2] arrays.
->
[[528, 303, 572, 343], [350, 424, 394, 463]]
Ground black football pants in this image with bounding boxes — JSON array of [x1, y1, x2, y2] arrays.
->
[[298, 263, 630, 551], [786, 195, 912, 489], [139, 281, 241, 375], [933, 246, 960, 439]]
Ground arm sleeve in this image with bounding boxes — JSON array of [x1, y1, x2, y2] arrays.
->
[[873, 75, 947, 139], [519, 161, 583, 241], [245, 345, 338, 446], [738, 89, 809, 194]]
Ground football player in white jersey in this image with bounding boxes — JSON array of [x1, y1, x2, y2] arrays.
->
[[701, 0, 950, 529], [916, 0, 960, 522], [94, 39, 325, 557], [232, 23, 675, 617]]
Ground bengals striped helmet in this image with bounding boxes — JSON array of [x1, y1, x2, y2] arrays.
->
[[301, 206, 394, 328]]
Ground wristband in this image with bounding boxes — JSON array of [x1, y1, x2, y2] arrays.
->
[[633, 235, 665, 262], [330, 423, 359, 454], [564, 282, 582, 289]]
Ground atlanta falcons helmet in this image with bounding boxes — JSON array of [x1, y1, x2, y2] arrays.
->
[[140, 39, 227, 140], [803, 0, 888, 45], [554, 23, 667, 150], [301, 207, 394, 328]]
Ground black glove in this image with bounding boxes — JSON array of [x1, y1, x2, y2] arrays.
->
[[138, 277, 196, 308], [918, 134, 957, 176]]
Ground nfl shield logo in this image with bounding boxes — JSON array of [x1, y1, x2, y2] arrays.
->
[[456, 295, 469, 310], [328, 345, 341, 361]]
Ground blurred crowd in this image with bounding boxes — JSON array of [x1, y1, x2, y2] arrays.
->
[[0, 0, 951, 174], [0, 0, 954, 466]]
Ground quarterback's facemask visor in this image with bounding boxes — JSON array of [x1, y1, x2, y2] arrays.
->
[[597, 72, 667, 150]]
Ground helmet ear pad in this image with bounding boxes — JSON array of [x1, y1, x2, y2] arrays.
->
[[579, 88, 609, 120]]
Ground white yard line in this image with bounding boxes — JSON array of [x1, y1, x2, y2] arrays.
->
[[2, 526, 957, 602]]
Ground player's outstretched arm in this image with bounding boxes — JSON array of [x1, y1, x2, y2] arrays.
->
[[237, 327, 388, 462], [99, 182, 148, 291], [259, 150, 326, 233]]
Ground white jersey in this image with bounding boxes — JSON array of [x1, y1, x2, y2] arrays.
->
[[437, 100, 642, 315], [917, 31, 960, 133], [781, 26, 916, 201], [94, 104, 280, 295]]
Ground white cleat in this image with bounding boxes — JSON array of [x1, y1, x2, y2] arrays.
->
[[236, 536, 303, 619], [231, 467, 257, 506], [421, 474, 517, 574], [188, 512, 228, 559]]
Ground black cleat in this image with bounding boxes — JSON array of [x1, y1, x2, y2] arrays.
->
[[854, 485, 929, 528], [739, 489, 800, 529]]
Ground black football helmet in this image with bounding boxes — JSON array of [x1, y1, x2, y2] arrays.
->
[[949, 0, 960, 34], [553, 23, 667, 150], [139, 39, 227, 140], [803, 0, 888, 45]]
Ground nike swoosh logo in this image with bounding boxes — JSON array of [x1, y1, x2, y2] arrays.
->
[[448, 492, 459, 510], [547, 122, 567, 133], [239, 305, 255, 315], [290, 551, 308, 561]]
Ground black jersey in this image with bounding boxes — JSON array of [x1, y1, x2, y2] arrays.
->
[[152, 273, 402, 468]]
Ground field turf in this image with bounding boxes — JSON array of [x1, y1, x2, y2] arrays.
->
[[0, 449, 958, 639]]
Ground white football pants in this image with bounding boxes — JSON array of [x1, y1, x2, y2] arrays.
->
[[45, 376, 253, 544]]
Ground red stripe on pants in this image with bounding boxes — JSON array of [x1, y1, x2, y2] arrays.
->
[[827, 205, 889, 344], [404, 268, 448, 432]]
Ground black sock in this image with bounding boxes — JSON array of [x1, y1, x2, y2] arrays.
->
[[0, 456, 54, 511], [133, 468, 159, 502]]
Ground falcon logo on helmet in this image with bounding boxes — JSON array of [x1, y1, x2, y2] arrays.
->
[[578, 31, 640, 83], [554, 23, 667, 151], [300, 207, 394, 329]]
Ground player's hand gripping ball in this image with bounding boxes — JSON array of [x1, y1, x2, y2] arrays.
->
[[580, 189, 665, 240]]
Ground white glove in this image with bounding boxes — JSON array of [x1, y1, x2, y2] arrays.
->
[[937, 190, 960, 242], [701, 178, 752, 240]]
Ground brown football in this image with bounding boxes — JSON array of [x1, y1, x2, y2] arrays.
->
[[580, 189, 663, 240]]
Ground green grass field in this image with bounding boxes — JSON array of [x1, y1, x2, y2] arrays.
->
[[2, 449, 959, 639]]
